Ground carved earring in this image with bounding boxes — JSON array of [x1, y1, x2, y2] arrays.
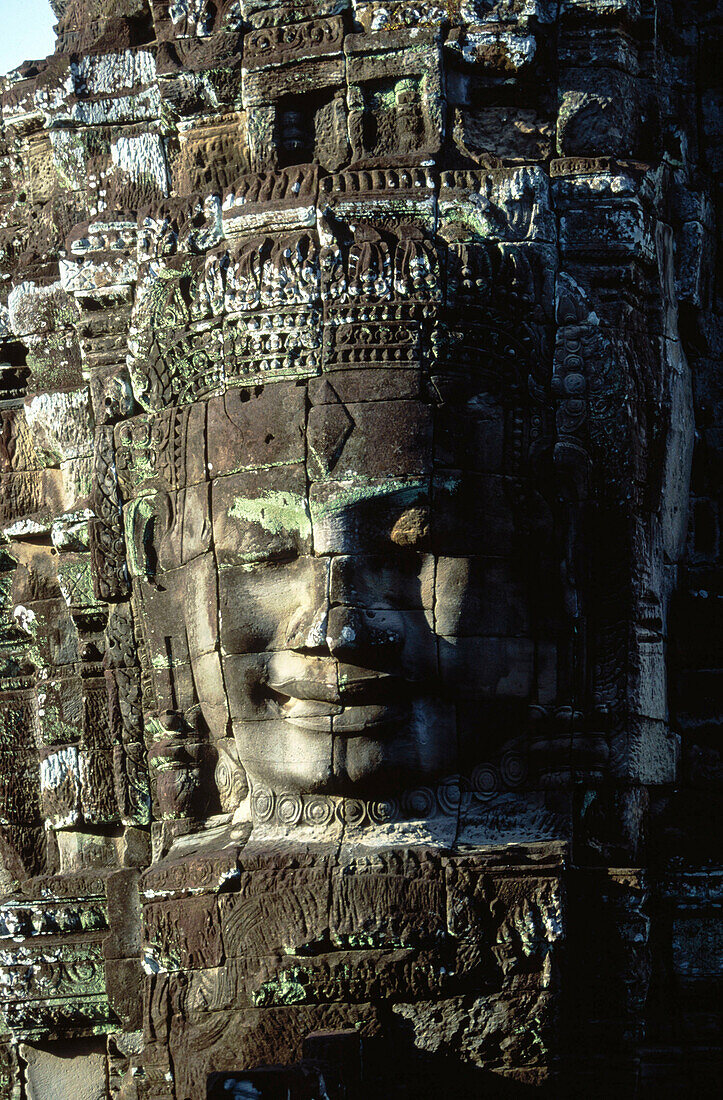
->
[[214, 738, 248, 816]]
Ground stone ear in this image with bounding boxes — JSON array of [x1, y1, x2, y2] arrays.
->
[[127, 491, 173, 582]]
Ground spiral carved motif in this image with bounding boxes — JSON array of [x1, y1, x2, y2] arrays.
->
[[367, 798, 400, 825], [249, 763, 526, 827], [471, 764, 500, 801], [336, 798, 366, 827], [302, 795, 334, 827], [214, 740, 246, 813], [436, 776, 462, 815], [402, 787, 436, 819], [500, 750, 528, 788], [251, 785, 275, 823], [276, 792, 303, 827]]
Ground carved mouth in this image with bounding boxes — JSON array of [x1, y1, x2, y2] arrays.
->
[[269, 692, 338, 729], [267, 671, 406, 706], [267, 689, 406, 736], [333, 703, 406, 735]]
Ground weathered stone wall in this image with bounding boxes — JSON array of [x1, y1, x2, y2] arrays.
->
[[0, 0, 718, 1097]]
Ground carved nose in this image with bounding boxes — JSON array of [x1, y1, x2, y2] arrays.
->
[[325, 606, 403, 660]]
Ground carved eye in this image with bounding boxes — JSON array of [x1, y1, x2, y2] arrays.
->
[[250, 548, 300, 567], [217, 546, 300, 570]]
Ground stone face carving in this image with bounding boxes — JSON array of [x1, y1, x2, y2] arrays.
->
[[0, 0, 719, 1097], [117, 164, 563, 844]]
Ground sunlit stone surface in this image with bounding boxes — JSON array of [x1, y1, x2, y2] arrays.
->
[[0, 0, 719, 1096]]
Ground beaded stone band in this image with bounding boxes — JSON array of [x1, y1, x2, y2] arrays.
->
[[249, 751, 528, 828]]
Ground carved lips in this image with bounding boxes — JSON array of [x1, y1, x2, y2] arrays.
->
[[266, 660, 410, 736]]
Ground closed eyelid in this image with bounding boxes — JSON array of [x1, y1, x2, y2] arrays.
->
[[217, 548, 300, 569]]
